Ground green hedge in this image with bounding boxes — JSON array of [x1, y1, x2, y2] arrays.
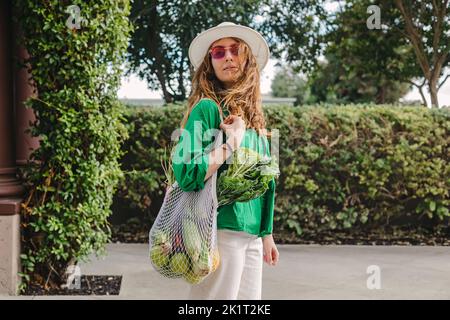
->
[[15, 0, 132, 291], [118, 104, 449, 236]]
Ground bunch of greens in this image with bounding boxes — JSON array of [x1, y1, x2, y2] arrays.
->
[[217, 147, 279, 207]]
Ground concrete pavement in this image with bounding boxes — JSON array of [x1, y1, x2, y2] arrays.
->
[[2, 244, 450, 299]]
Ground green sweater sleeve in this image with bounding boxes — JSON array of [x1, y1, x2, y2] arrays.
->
[[259, 178, 276, 237], [172, 99, 220, 192], [259, 135, 276, 237]]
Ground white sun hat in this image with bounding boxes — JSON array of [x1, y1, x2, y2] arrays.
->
[[188, 21, 270, 72]]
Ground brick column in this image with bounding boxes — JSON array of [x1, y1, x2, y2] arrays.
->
[[0, 0, 29, 296], [15, 45, 39, 167]]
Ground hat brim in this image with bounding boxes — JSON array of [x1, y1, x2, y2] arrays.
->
[[188, 24, 270, 72]]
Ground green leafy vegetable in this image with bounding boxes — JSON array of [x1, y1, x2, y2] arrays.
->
[[217, 147, 279, 207]]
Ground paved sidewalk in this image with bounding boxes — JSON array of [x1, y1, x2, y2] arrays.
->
[[3, 244, 450, 300]]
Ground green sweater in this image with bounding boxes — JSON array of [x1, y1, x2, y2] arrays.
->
[[172, 98, 276, 238]]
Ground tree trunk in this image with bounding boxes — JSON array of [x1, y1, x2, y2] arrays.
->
[[377, 85, 386, 104], [177, 53, 186, 102], [428, 79, 439, 108], [156, 68, 173, 104], [406, 79, 427, 107], [417, 85, 427, 107]]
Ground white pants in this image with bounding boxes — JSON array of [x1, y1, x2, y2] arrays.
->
[[187, 229, 263, 300]]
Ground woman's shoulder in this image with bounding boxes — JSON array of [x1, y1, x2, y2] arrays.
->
[[186, 97, 221, 128], [191, 98, 221, 118], [193, 97, 220, 110]]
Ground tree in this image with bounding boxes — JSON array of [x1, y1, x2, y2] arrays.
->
[[308, 52, 411, 104], [258, 0, 327, 73], [127, 0, 326, 103], [300, 0, 450, 107], [393, 0, 450, 107], [305, 0, 415, 104], [127, 0, 263, 103]]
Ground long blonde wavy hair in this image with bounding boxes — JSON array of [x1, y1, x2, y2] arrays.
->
[[181, 37, 269, 137]]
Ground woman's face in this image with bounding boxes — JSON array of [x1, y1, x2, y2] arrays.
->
[[209, 37, 245, 89]]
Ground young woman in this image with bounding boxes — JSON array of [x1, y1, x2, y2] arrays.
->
[[172, 22, 279, 300]]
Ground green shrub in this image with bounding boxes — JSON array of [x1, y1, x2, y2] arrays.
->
[[118, 104, 449, 237], [15, 0, 132, 291], [116, 106, 183, 218], [264, 104, 449, 235]]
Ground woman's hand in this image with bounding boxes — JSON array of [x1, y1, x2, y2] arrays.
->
[[262, 234, 279, 266], [220, 115, 245, 150]]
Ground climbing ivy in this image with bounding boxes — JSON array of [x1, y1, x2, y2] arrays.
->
[[14, 0, 133, 291]]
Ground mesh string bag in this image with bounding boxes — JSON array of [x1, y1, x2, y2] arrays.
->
[[149, 117, 224, 285]]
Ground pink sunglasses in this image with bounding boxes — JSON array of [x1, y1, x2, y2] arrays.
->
[[209, 43, 241, 60]]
